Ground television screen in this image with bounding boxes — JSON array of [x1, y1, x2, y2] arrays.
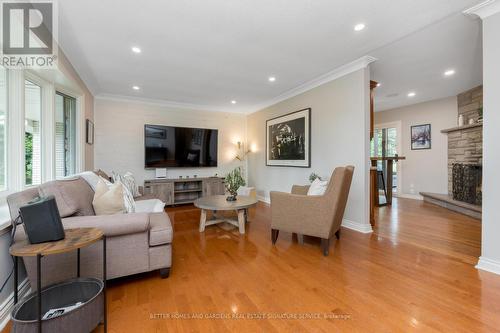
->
[[145, 125, 218, 168]]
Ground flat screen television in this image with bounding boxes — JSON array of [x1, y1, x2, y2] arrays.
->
[[145, 125, 218, 168]]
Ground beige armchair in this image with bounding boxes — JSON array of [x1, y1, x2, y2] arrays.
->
[[270, 166, 354, 256]]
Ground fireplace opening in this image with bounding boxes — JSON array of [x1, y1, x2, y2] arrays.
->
[[452, 163, 482, 205]]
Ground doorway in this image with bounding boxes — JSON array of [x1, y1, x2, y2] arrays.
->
[[371, 121, 402, 199]]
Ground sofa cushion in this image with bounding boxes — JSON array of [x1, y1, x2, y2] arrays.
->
[[39, 177, 95, 217], [149, 212, 173, 246], [135, 199, 165, 213]]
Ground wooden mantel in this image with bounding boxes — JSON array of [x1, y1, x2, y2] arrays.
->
[[440, 123, 482, 134]]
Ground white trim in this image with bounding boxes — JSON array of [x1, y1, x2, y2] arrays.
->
[[257, 195, 270, 204], [476, 257, 500, 275], [463, 0, 500, 19], [0, 278, 30, 331], [248, 56, 377, 114], [7, 70, 24, 192], [395, 193, 423, 200], [95, 93, 241, 114], [341, 219, 373, 234]]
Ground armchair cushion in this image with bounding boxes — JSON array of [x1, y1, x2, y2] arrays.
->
[[270, 191, 331, 238]]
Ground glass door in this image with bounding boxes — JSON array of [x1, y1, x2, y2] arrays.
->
[[371, 125, 400, 195]]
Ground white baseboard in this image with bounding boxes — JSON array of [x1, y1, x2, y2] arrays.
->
[[341, 219, 373, 234], [476, 257, 500, 275], [0, 278, 30, 331], [257, 195, 270, 204], [395, 193, 423, 201]]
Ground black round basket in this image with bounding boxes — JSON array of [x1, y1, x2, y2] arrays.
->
[[11, 277, 103, 333]]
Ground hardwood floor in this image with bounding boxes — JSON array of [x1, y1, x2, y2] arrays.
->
[[4, 198, 500, 332]]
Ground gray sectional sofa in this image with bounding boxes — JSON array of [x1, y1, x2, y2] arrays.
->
[[6, 172, 173, 290]]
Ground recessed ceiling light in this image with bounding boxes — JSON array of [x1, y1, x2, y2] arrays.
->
[[407, 92, 416, 97], [231, 100, 237, 104], [132, 85, 140, 90], [131, 46, 141, 54], [268, 76, 276, 82], [444, 69, 455, 76], [354, 23, 365, 31], [377, 83, 381, 87]]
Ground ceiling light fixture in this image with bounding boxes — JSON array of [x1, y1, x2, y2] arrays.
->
[[407, 92, 416, 97], [132, 85, 140, 90], [131, 46, 141, 53], [377, 83, 381, 87], [268, 76, 276, 82], [354, 23, 365, 31], [231, 100, 237, 104], [444, 69, 455, 76]]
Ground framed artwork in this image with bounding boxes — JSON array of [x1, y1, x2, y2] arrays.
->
[[145, 125, 167, 139], [86, 119, 94, 145], [411, 124, 431, 150], [266, 108, 311, 167]]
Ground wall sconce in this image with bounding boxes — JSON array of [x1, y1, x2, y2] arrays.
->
[[235, 141, 252, 161]]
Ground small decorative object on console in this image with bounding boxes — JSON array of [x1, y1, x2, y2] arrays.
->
[[155, 168, 167, 179], [225, 167, 245, 201]]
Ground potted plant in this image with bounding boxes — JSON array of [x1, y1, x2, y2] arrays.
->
[[309, 172, 321, 183], [225, 167, 246, 201]]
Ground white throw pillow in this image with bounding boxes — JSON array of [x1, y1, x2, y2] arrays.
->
[[307, 178, 329, 196], [135, 199, 166, 213], [93, 179, 126, 215]]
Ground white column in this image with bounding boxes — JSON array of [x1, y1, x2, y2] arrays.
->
[[464, 0, 500, 275]]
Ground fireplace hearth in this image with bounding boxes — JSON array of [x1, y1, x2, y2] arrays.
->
[[452, 163, 482, 205]]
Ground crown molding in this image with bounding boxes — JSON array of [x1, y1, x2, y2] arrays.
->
[[463, 0, 500, 19], [246, 55, 377, 114], [95, 93, 247, 114], [95, 55, 377, 115]]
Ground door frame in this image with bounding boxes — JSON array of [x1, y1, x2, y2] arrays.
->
[[374, 120, 403, 196]]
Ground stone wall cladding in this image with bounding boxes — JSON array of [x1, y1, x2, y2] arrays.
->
[[457, 85, 483, 123]]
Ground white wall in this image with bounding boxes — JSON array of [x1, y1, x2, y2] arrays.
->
[[94, 98, 246, 184], [478, 10, 500, 275], [374, 96, 457, 197], [246, 68, 372, 232]]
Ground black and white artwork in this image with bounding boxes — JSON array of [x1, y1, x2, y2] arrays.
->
[[266, 108, 311, 167], [411, 124, 431, 150]]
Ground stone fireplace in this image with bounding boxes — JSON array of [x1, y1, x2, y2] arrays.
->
[[421, 85, 483, 219]]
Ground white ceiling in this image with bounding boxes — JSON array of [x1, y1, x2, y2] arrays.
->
[[371, 13, 482, 111], [57, 0, 483, 113]]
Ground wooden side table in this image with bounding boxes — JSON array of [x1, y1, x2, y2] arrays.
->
[[9, 228, 107, 333]]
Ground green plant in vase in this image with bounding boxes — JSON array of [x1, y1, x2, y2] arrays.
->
[[225, 167, 246, 201]]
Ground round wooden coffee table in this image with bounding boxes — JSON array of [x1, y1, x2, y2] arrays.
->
[[194, 195, 258, 234]]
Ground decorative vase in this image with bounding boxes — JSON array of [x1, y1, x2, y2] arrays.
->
[[458, 114, 464, 127], [226, 193, 237, 201]]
